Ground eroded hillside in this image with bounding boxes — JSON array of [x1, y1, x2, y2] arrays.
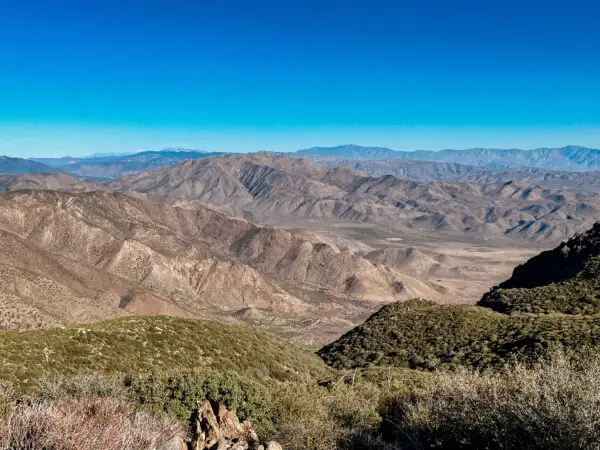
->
[[0, 190, 446, 345]]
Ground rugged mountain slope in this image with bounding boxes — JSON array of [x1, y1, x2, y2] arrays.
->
[[319, 223, 600, 370], [479, 223, 600, 314], [298, 145, 600, 171], [0, 156, 58, 175], [0, 190, 439, 344], [32, 148, 226, 180], [109, 153, 600, 243]]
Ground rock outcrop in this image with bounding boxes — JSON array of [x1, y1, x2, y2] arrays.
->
[[189, 400, 281, 450]]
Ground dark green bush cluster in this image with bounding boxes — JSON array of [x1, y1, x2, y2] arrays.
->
[[125, 369, 273, 427], [28, 369, 273, 428]]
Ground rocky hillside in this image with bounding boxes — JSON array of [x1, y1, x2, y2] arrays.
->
[[108, 153, 600, 243]]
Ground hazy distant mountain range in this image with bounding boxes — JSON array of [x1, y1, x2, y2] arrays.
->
[[30, 148, 225, 180], [3, 144, 600, 188], [297, 144, 600, 171], [3, 153, 597, 243], [0, 156, 59, 175]]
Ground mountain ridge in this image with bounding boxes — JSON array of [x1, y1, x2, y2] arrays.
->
[[106, 153, 600, 243], [309, 158, 600, 192], [297, 144, 600, 171]]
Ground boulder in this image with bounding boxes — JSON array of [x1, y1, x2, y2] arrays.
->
[[190, 400, 280, 450]]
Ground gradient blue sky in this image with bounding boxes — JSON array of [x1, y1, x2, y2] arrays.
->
[[1, 0, 599, 157]]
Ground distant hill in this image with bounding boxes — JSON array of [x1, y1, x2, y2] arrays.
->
[[297, 144, 600, 171], [31, 148, 226, 180], [0, 172, 94, 192], [319, 223, 600, 370], [0, 156, 58, 175]]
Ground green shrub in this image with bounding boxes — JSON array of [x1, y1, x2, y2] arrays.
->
[[263, 381, 383, 450], [125, 369, 273, 428]]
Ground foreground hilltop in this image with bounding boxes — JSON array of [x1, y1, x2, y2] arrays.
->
[[319, 222, 600, 370], [108, 153, 600, 243], [0, 315, 330, 388]]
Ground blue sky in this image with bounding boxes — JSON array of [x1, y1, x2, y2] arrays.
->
[[1, 0, 599, 157]]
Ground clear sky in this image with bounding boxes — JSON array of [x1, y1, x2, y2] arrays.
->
[[1, 0, 599, 157]]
